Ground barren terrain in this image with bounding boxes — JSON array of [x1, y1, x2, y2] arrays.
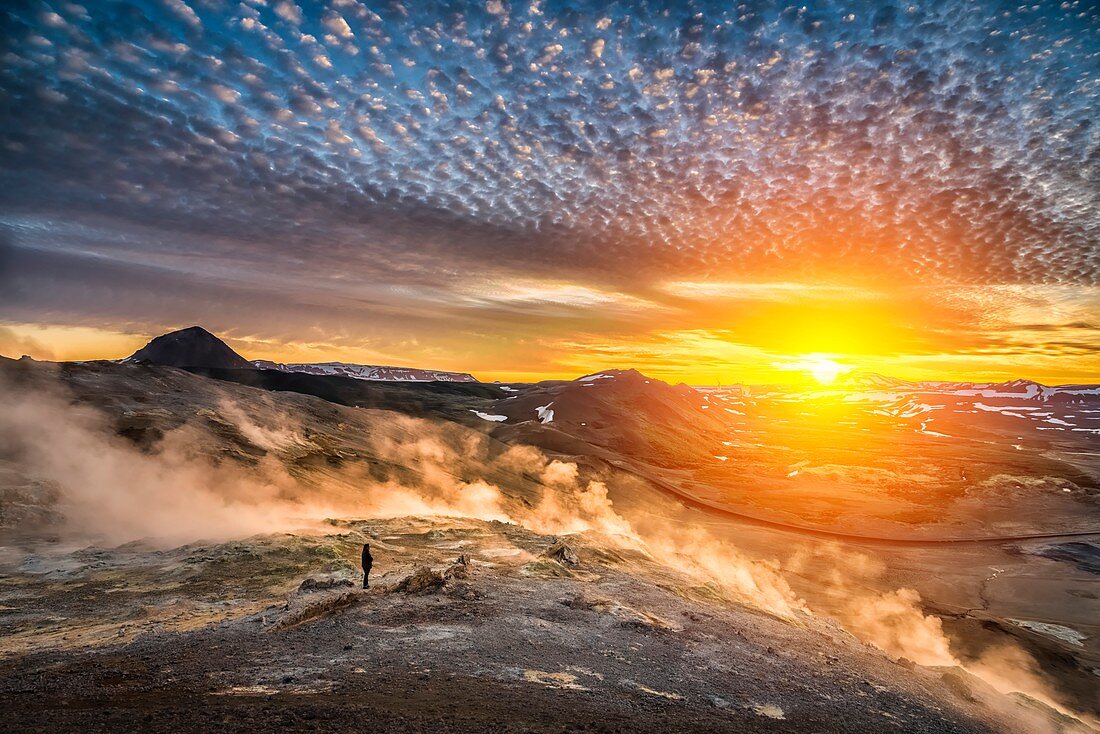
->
[[0, 356, 1096, 732]]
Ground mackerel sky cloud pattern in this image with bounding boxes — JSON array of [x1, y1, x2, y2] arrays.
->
[[2, 0, 1098, 286]]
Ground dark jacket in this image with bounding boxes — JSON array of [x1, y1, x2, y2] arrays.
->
[[361, 545, 373, 569]]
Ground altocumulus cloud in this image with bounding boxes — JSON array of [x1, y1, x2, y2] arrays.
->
[[0, 0, 1097, 363]]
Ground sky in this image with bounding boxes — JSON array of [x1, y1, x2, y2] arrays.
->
[[1, 0, 1098, 385]]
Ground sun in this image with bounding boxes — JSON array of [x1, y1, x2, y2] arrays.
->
[[771, 355, 851, 385], [796, 356, 848, 385], [809, 360, 840, 387]]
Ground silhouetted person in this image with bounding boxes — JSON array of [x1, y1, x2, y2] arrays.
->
[[361, 543, 373, 589]]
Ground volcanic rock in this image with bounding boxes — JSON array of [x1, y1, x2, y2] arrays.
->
[[125, 326, 252, 370], [544, 540, 580, 565], [297, 577, 355, 594]]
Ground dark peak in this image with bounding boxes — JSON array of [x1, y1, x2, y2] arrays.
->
[[148, 325, 219, 346], [125, 326, 252, 370], [176, 325, 216, 336]]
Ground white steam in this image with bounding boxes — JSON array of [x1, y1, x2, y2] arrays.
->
[[0, 382, 333, 544], [1, 374, 1093, 732], [787, 544, 1096, 731]]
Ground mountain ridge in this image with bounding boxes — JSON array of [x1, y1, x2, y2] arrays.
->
[[122, 326, 478, 383], [835, 371, 1100, 398], [119, 327, 1098, 390], [253, 359, 477, 383]]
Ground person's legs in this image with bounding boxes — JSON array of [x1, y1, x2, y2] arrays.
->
[[363, 568, 370, 588]]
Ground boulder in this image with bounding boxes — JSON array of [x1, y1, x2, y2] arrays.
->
[[297, 577, 355, 594], [544, 539, 580, 566], [391, 557, 472, 593], [268, 590, 360, 632], [392, 566, 448, 594], [448, 554, 471, 579]]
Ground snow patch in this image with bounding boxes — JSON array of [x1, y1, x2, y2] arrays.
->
[[973, 402, 1041, 413], [917, 420, 951, 438], [470, 410, 507, 422]]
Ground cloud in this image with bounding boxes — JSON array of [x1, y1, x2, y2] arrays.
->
[[274, 2, 302, 26], [163, 0, 201, 30], [0, 327, 54, 360], [1, 1, 1096, 284], [0, 1, 1096, 380]]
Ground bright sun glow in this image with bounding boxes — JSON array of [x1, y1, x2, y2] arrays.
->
[[808, 358, 845, 385], [774, 355, 850, 385]]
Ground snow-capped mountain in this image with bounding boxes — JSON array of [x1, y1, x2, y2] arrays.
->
[[252, 360, 476, 383]]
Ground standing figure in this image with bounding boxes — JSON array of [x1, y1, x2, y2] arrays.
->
[[361, 543, 373, 589]]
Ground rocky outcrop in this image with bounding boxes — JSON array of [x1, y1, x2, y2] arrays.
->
[[297, 577, 355, 593], [391, 566, 448, 594], [268, 590, 360, 632], [391, 555, 471, 593], [544, 540, 579, 566]]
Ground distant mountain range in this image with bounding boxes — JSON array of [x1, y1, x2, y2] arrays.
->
[[835, 371, 1100, 399], [123, 327, 476, 383], [251, 360, 476, 383], [120, 326, 1096, 392]]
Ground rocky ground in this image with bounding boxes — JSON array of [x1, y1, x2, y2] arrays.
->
[[0, 517, 1066, 733], [0, 357, 1097, 732]]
